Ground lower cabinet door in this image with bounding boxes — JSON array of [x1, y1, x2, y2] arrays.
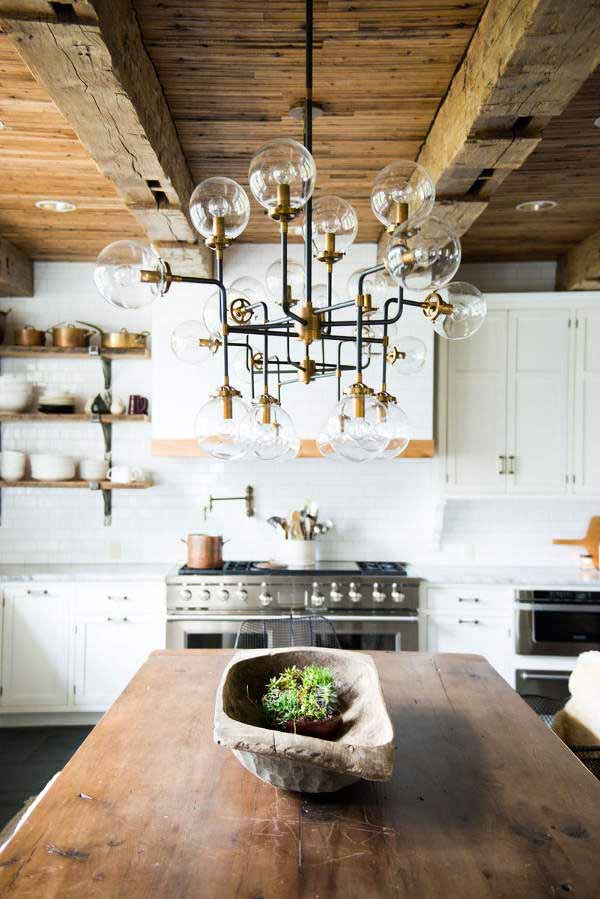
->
[[426, 614, 513, 683], [1, 589, 70, 708], [73, 616, 164, 709]]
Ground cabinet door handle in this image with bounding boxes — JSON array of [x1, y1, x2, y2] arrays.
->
[[107, 616, 129, 623], [458, 619, 480, 625], [507, 455, 515, 475], [498, 455, 506, 475], [107, 595, 129, 602], [458, 597, 480, 603]]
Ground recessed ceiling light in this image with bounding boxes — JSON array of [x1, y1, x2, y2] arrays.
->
[[515, 200, 557, 212], [35, 199, 77, 213]]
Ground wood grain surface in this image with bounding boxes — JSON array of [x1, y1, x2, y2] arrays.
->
[[1, 650, 600, 897]]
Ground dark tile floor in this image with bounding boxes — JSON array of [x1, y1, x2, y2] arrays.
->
[[0, 726, 93, 830]]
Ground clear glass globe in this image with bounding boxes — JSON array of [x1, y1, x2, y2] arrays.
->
[[189, 177, 250, 240], [265, 259, 306, 304], [94, 240, 166, 309], [242, 402, 299, 462], [171, 320, 219, 366], [311, 196, 358, 255], [377, 403, 411, 459], [316, 430, 336, 460], [432, 282, 487, 340], [347, 267, 396, 303], [371, 160, 435, 230], [324, 395, 389, 463], [386, 217, 461, 290], [249, 138, 316, 212], [229, 276, 265, 305], [311, 283, 339, 310], [202, 290, 224, 336], [387, 336, 427, 378], [194, 394, 250, 461], [352, 323, 382, 363], [289, 210, 305, 237]]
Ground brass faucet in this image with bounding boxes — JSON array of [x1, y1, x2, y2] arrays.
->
[[203, 484, 254, 520]]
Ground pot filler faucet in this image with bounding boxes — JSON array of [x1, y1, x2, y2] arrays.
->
[[203, 484, 254, 520]]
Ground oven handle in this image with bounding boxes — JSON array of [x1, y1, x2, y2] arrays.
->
[[324, 615, 419, 622], [519, 672, 571, 681], [167, 614, 420, 622], [516, 603, 600, 612]]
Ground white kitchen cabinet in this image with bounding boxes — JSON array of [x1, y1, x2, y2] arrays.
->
[[73, 614, 164, 709], [1, 585, 71, 709], [573, 308, 600, 494], [440, 294, 600, 496], [425, 613, 513, 683]]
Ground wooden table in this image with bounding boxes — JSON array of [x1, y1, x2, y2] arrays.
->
[[2, 651, 600, 898]]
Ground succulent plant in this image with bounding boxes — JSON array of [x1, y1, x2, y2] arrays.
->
[[261, 664, 338, 728]]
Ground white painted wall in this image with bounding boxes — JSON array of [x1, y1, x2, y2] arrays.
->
[[0, 256, 590, 568]]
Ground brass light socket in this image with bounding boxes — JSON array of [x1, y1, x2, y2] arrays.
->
[[256, 392, 280, 425], [386, 200, 409, 234], [315, 231, 343, 267], [268, 183, 300, 223], [385, 346, 406, 366], [421, 291, 454, 322], [344, 380, 374, 420], [204, 215, 231, 255], [211, 383, 242, 421]]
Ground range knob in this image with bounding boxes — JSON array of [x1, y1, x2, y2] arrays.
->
[[391, 583, 405, 604], [218, 588, 230, 602], [179, 588, 192, 601], [311, 581, 325, 608], [236, 583, 248, 602], [348, 582, 362, 604], [259, 582, 272, 607], [200, 587, 211, 602], [329, 581, 343, 603], [372, 582, 386, 603]]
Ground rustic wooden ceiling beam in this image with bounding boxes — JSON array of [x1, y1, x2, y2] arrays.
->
[[0, 0, 212, 276], [378, 0, 600, 257], [556, 231, 600, 291], [0, 235, 33, 296]]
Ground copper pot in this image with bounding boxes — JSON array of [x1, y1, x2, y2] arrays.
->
[[49, 322, 97, 348], [183, 534, 225, 570], [101, 328, 148, 349], [14, 325, 45, 347]]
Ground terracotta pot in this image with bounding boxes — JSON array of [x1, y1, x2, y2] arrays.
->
[[183, 534, 225, 569], [284, 712, 343, 740], [14, 325, 45, 347]]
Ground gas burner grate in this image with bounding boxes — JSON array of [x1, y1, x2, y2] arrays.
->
[[357, 562, 407, 575]]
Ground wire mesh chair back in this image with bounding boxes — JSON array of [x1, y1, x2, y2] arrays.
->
[[521, 693, 600, 781], [235, 614, 341, 650]]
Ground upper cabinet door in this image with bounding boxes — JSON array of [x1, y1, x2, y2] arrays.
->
[[506, 309, 570, 495], [446, 309, 508, 493], [573, 309, 600, 495]]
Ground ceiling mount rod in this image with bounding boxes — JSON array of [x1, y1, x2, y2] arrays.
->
[[304, 0, 313, 303]]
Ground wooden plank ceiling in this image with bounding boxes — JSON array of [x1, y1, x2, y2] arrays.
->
[[133, 0, 486, 244], [0, 32, 144, 261], [461, 65, 600, 262]]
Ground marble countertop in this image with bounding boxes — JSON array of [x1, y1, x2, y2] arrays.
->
[[410, 565, 600, 589], [0, 564, 171, 583]]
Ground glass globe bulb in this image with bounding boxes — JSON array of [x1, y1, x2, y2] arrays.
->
[[194, 394, 250, 461], [377, 402, 411, 459], [265, 259, 306, 304], [171, 320, 219, 366], [432, 282, 487, 340], [94, 240, 166, 309], [249, 138, 316, 211], [202, 289, 224, 336], [316, 430, 336, 460], [347, 267, 396, 304], [323, 395, 389, 463], [386, 217, 461, 290], [189, 177, 250, 240], [311, 196, 358, 255], [352, 323, 382, 363], [371, 160, 435, 230], [242, 402, 299, 462], [387, 336, 427, 379], [228, 276, 265, 305], [311, 283, 340, 310]]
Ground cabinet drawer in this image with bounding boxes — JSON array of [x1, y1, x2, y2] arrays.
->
[[77, 582, 165, 618], [425, 587, 513, 613]]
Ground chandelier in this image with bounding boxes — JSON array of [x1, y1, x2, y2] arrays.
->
[[93, 0, 486, 464]]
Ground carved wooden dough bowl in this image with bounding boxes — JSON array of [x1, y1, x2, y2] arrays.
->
[[214, 647, 395, 793]]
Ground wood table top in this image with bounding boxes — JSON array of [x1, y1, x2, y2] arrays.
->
[[1, 650, 600, 898]]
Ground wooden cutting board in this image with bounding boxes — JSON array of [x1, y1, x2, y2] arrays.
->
[[553, 516, 600, 568]]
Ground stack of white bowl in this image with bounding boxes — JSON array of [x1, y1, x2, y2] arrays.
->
[[0, 374, 33, 412]]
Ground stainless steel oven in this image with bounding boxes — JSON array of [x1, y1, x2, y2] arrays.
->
[[515, 590, 600, 656], [166, 612, 419, 652]]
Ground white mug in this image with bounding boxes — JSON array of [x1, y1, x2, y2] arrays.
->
[[0, 450, 26, 482], [80, 458, 109, 480], [106, 465, 143, 484]]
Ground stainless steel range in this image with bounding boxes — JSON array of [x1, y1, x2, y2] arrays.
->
[[166, 561, 420, 652]]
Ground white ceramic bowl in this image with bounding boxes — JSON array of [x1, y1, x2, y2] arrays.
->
[[0, 383, 33, 412], [30, 454, 75, 481]]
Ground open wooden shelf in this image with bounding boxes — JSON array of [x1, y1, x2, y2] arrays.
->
[[0, 479, 153, 489], [0, 412, 149, 423], [0, 346, 150, 359]]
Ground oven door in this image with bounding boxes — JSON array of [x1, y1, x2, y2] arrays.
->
[[166, 617, 242, 650], [516, 603, 600, 656], [325, 615, 419, 652]]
